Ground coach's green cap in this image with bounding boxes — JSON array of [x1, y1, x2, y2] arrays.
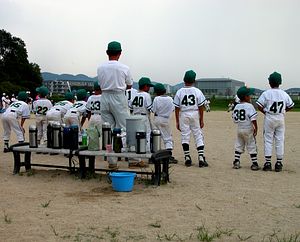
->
[[93, 81, 101, 90], [65, 92, 74, 101], [184, 70, 196, 83], [36, 86, 49, 96], [76, 89, 87, 101], [139, 77, 154, 88], [237, 86, 255, 99], [18, 91, 28, 101], [154, 83, 166, 93], [107, 41, 122, 52], [268, 71, 282, 85]]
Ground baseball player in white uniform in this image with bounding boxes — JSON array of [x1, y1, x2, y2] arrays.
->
[[46, 92, 75, 124], [64, 89, 88, 142], [97, 41, 133, 131], [256, 72, 294, 172], [152, 83, 178, 163], [232, 86, 259, 170], [2, 91, 30, 152], [125, 87, 138, 111], [129, 77, 153, 152], [32, 86, 53, 144], [174, 70, 208, 167], [86, 82, 102, 131], [2, 94, 10, 110]]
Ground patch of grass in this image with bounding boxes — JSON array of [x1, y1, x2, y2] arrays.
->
[[263, 231, 300, 242], [149, 220, 161, 228], [196, 224, 234, 242], [126, 234, 147, 241], [50, 225, 58, 236], [41, 200, 51, 208], [104, 226, 120, 240], [73, 232, 104, 241], [26, 169, 35, 176], [3, 211, 12, 224], [293, 204, 300, 209], [156, 233, 183, 241], [237, 234, 253, 241]]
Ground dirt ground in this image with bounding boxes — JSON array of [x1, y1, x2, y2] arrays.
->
[[0, 111, 299, 242]]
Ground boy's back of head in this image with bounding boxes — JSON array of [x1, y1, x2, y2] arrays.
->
[[268, 71, 282, 88]]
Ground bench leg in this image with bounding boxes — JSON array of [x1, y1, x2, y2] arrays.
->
[[13, 151, 21, 174], [88, 156, 95, 174], [24, 152, 32, 171], [78, 155, 86, 179], [154, 159, 161, 186]]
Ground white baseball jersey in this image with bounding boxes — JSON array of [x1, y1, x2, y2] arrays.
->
[[97, 60, 133, 91], [232, 102, 257, 154], [256, 88, 294, 159], [86, 94, 102, 129], [232, 102, 257, 130], [2, 100, 30, 142], [125, 88, 138, 107], [152, 95, 175, 150], [129, 91, 152, 115], [33, 98, 53, 117], [66, 100, 87, 117], [51, 100, 73, 115], [173, 86, 206, 111], [256, 89, 294, 119]]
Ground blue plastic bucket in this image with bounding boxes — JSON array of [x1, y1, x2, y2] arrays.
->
[[109, 172, 136, 192]]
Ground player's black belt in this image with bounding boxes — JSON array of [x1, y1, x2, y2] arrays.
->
[[55, 109, 61, 111], [91, 113, 100, 115], [140, 113, 146, 115], [71, 111, 77, 114], [10, 110, 15, 112]]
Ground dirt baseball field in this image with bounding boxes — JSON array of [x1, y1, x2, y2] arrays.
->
[[0, 111, 299, 242]]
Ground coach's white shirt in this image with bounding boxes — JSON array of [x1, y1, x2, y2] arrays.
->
[[97, 60, 133, 92]]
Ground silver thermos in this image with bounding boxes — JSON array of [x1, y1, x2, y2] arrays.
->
[[136, 132, 146, 154], [150, 129, 161, 153], [102, 122, 111, 150], [29, 125, 38, 148], [52, 122, 62, 149]]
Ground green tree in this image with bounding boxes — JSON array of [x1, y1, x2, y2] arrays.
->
[[0, 29, 42, 96]]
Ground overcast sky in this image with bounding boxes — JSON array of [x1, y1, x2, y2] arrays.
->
[[1, 0, 299, 89]]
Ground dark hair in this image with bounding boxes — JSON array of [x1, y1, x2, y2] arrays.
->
[[156, 90, 166, 95], [269, 82, 280, 88], [106, 50, 122, 56]]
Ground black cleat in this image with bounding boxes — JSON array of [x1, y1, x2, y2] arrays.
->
[[233, 161, 241, 169], [169, 156, 178, 164], [263, 162, 272, 171], [275, 162, 283, 172], [3, 147, 10, 153], [185, 155, 192, 167], [251, 162, 260, 171], [199, 156, 208, 167]]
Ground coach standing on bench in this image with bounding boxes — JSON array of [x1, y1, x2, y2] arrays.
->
[[97, 41, 133, 131]]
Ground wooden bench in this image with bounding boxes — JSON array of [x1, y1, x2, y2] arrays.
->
[[10, 143, 171, 185]]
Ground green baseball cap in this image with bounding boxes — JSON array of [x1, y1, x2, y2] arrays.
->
[[76, 89, 87, 101], [184, 70, 196, 83], [268, 71, 282, 85], [107, 41, 122, 52], [18, 91, 28, 101], [94, 81, 101, 90], [65, 92, 74, 101], [237, 86, 255, 99], [36, 86, 49, 96], [154, 83, 166, 93], [138, 77, 154, 88]]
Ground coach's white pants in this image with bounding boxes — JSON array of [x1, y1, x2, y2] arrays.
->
[[153, 116, 173, 150], [2, 112, 24, 142], [179, 111, 204, 147], [36, 115, 47, 142], [235, 128, 257, 154], [263, 115, 285, 159], [100, 91, 129, 130], [46, 109, 62, 123]]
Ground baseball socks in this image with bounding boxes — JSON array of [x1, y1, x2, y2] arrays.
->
[[250, 153, 260, 171], [197, 146, 208, 167], [233, 151, 241, 169], [182, 143, 192, 167], [263, 156, 272, 171]]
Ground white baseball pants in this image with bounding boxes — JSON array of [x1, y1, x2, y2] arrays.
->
[[235, 128, 257, 154], [153, 116, 173, 150], [2, 112, 24, 142]]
